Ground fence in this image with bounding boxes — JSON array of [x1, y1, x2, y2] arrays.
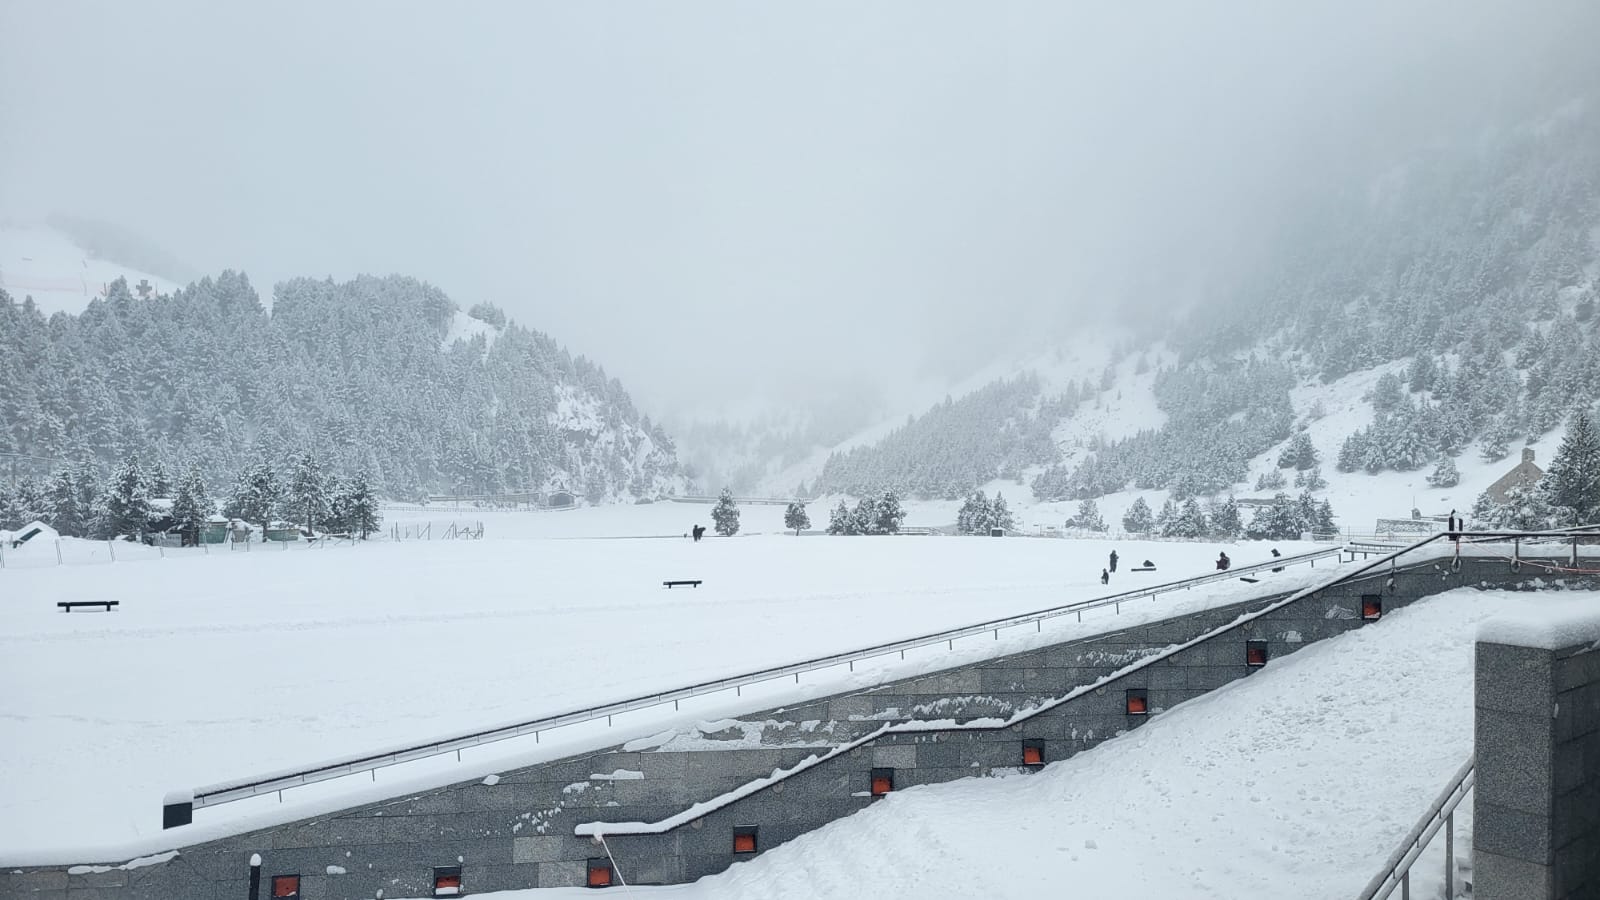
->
[[388, 520, 485, 541], [0, 535, 364, 570]]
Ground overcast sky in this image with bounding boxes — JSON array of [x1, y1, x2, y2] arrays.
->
[[1, 0, 1592, 421]]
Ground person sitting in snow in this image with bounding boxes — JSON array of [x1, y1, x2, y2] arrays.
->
[[1270, 548, 1284, 573], [1216, 551, 1231, 571], [1100, 568, 1110, 585]]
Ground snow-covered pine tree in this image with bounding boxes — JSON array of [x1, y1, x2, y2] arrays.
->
[[1209, 496, 1243, 539], [1277, 433, 1317, 470], [1385, 403, 1432, 471], [43, 468, 90, 537], [1164, 498, 1207, 538], [171, 468, 213, 542], [958, 491, 991, 535], [1315, 499, 1337, 536], [1426, 457, 1461, 488], [1073, 498, 1107, 532], [827, 500, 854, 535], [1370, 371, 1404, 413], [1121, 496, 1154, 534], [1481, 483, 1559, 531], [874, 490, 905, 535], [1479, 416, 1515, 463], [224, 457, 282, 538], [1155, 497, 1178, 533], [1408, 354, 1437, 393], [287, 451, 330, 532], [1255, 469, 1287, 491], [990, 492, 1016, 532], [851, 495, 879, 535], [711, 487, 741, 537], [335, 471, 382, 539], [101, 456, 151, 540], [146, 460, 173, 498], [1336, 431, 1367, 473], [784, 501, 810, 536], [1541, 410, 1600, 524]]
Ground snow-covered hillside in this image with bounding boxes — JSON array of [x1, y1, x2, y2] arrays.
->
[[0, 224, 178, 315]]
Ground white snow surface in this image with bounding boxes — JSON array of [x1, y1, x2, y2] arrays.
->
[[0, 507, 1332, 862], [390, 588, 1579, 900], [1479, 598, 1600, 650], [0, 225, 178, 315]]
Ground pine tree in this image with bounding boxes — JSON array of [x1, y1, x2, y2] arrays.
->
[[1426, 457, 1460, 488], [287, 451, 330, 532], [101, 456, 152, 540], [851, 495, 879, 535], [1479, 416, 1515, 463], [1482, 483, 1559, 531], [827, 500, 855, 535], [43, 468, 90, 537], [1165, 498, 1208, 538], [332, 471, 382, 539], [989, 492, 1015, 532], [1315, 499, 1337, 536], [146, 460, 173, 498], [1255, 469, 1287, 491], [1277, 433, 1318, 470], [1408, 354, 1437, 393], [958, 491, 991, 535], [1209, 496, 1243, 539], [1370, 371, 1404, 413], [711, 487, 741, 537], [1336, 431, 1367, 473], [1155, 497, 1178, 533], [784, 501, 810, 536], [224, 458, 281, 538], [171, 469, 214, 542], [1541, 410, 1600, 524], [1073, 498, 1107, 532], [1121, 496, 1154, 534], [874, 490, 905, 535]]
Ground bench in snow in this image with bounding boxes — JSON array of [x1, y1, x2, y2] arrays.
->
[[1238, 576, 1261, 584], [1131, 566, 1157, 572], [58, 600, 119, 612], [663, 580, 702, 589]]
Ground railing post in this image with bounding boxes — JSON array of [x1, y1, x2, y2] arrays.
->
[[1444, 809, 1454, 897], [1400, 869, 1409, 900]]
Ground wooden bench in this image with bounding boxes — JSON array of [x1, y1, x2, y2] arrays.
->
[[58, 600, 119, 613], [1238, 577, 1261, 584], [662, 580, 702, 589], [1131, 566, 1157, 572]]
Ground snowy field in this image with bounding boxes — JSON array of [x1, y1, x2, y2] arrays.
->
[[390, 588, 1587, 900], [0, 513, 1327, 862]]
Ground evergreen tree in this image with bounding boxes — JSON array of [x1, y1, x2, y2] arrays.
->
[[1255, 469, 1287, 490], [1480, 483, 1559, 531], [171, 468, 214, 540], [851, 495, 879, 535], [1072, 498, 1107, 532], [333, 471, 382, 539], [1336, 431, 1367, 473], [711, 487, 741, 537], [1408, 354, 1437, 393], [1479, 416, 1516, 462], [1247, 493, 1305, 541], [1209, 495, 1243, 539], [1541, 410, 1600, 524], [1155, 497, 1178, 533], [1121, 496, 1154, 534], [957, 491, 991, 535], [1164, 497, 1208, 538], [1370, 372, 1404, 413], [1426, 457, 1461, 488], [1277, 433, 1318, 470], [43, 468, 91, 537], [1315, 499, 1337, 536], [989, 492, 1015, 532], [101, 456, 152, 540], [287, 451, 330, 532], [784, 500, 810, 536], [224, 457, 281, 538], [827, 500, 855, 535], [146, 460, 173, 498], [1295, 466, 1329, 491], [0, 482, 14, 531], [873, 490, 905, 535]]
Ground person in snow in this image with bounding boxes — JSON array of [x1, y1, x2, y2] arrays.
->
[[1109, 550, 1119, 573], [692, 524, 706, 542], [1447, 509, 1458, 537], [1142, 559, 1155, 569], [1270, 548, 1284, 573], [1216, 551, 1231, 571], [1100, 568, 1110, 585]]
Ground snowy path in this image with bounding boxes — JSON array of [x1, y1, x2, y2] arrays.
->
[[399, 587, 1559, 900], [0, 534, 1321, 857]]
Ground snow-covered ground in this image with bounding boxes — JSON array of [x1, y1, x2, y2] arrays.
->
[[391, 587, 1579, 900], [0, 224, 178, 315], [0, 520, 1327, 861]]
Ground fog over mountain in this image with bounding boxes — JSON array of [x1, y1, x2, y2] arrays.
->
[[5, 0, 1594, 425]]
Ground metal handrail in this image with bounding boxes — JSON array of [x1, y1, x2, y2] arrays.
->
[[186, 527, 1600, 813], [1356, 756, 1476, 900], [188, 546, 1341, 809]]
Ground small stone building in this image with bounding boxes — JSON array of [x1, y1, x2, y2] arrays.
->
[[1486, 447, 1544, 503]]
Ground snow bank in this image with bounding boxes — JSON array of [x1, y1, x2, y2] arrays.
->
[[1478, 599, 1600, 650]]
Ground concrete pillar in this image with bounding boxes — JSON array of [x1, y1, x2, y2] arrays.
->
[[1474, 631, 1600, 898]]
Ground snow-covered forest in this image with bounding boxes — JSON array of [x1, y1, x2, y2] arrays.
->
[[0, 273, 681, 502]]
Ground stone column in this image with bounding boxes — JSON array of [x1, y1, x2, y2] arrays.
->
[[1474, 632, 1600, 898]]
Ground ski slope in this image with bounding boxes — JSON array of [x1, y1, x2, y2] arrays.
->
[[0, 526, 1328, 860], [392, 587, 1573, 900], [0, 224, 178, 315]]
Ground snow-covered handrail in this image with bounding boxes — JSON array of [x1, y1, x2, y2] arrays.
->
[[1355, 756, 1475, 900], [184, 546, 1341, 811]]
